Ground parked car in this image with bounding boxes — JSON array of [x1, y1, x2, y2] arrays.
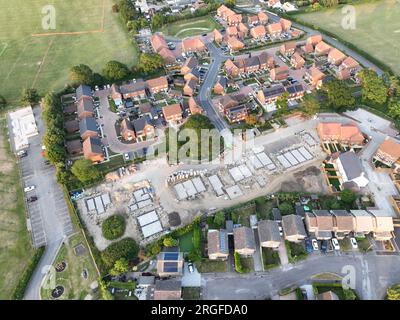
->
[[350, 237, 358, 249], [188, 263, 194, 273], [305, 238, 313, 254], [124, 153, 130, 161], [312, 239, 319, 251], [321, 240, 328, 253], [17, 150, 28, 158], [24, 186, 35, 193], [44, 160, 50, 165], [331, 238, 340, 251], [27, 196, 38, 203]]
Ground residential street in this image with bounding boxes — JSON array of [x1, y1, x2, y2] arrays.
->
[[202, 253, 400, 300]]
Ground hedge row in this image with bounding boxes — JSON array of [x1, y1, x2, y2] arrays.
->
[[12, 246, 45, 300]]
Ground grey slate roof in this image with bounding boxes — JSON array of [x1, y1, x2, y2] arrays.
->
[[155, 279, 182, 291], [258, 220, 281, 243], [76, 85, 92, 100], [338, 151, 363, 180], [79, 117, 98, 136], [120, 80, 146, 94], [282, 214, 306, 238], [233, 226, 256, 251], [132, 116, 151, 133]]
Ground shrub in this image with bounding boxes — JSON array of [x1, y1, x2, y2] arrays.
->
[[234, 252, 245, 273], [102, 214, 126, 240], [101, 238, 139, 269], [12, 246, 45, 299]]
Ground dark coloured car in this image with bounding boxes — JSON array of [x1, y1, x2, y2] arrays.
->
[[321, 240, 328, 253], [27, 196, 38, 203], [305, 238, 313, 254]]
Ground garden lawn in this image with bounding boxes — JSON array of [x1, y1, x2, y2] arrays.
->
[[262, 247, 280, 270], [159, 16, 221, 39], [0, 0, 138, 104], [0, 118, 35, 299], [179, 231, 194, 253], [40, 232, 99, 300], [197, 259, 228, 273], [295, 0, 400, 74]]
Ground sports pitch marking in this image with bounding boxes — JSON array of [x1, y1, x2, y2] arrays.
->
[[0, 43, 8, 57], [31, 0, 106, 37], [32, 38, 54, 88]]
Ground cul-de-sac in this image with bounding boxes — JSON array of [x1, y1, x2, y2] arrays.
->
[[1, 0, 400, 302]]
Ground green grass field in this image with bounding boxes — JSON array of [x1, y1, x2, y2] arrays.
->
[[0, 0, 138, 104], [159, 16, 221, 39], [296, 0, 400, 74], [0, 118, 35, 299]]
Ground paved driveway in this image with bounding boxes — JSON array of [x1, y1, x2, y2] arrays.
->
[[182, 263, 202, 287]]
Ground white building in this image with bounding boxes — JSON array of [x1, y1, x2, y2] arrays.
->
[[334, 151, 369, 188], [8, 106, 38, 151]]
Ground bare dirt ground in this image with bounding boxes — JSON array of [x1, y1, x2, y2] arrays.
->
[[280, 165, 328, 193]]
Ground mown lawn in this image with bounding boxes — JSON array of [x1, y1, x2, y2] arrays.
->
[[295, 0, 400, 74], [0, 0, 138, 104], [41, 232, 99, 300], [159, 16, 221, 39], [0, 118, 35, 299]]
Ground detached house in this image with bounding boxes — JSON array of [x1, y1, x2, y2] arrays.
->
[[153, 279, 182, 300], [258, 11, 269, 25], [120, 81, 147, 99], [146, 76, 168, 95], [181, 37, 206, 54], [280, 41, 296, 56], [280, 18, 292, 32], [156, 251, 184, 277], [188, 97, 203, 115], [340, 56, 360, 72], [270, 65, 289, 81], [258, 220, 281, 248], [328, 48, 346, 66], [183, 78, 197, 96], [250, 25, 266, 39], [132, 116, 155, 141], [282, 215, 307, 243], [214, 76, 228, 95], [207, 229, 229, 260], [233, 226, 256, 256], [291, 52, 305, 69], [111, 84, 123, 106], [306, 34, 322, 47], [267, 22, 282, 37], [150, 33, 176, 65], [226, 36, 245, 52], [212, 29, 223, 43], [332, 151, 369, 189], [315, 41, 332, 55], [162, 104, 183, 123], [120, 118, 136, 141], [305, 66, 325, 88], [373, 137, 400, 169]]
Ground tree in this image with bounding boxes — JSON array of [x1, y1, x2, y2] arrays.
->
[[0, 95, 6, 109], [138, 53, 164, 74], [71, 159, 102, 184], [213, 211, 226, 228], [21, 88, 40, 106], [245, 114, 257, 126], [278, 202, 295, 216], [321, 79, 355, 111], [302, 92, 320, 116], [110, 258, 129, 276], [387, 284, 400, 300], [275, 92, 289, 116], [69, 64, 94, 85], [102, 60, 130, 82], [340, 189, 357, 208], [224, 0, 236, 7], [343, 289, 357, 300], [101, 238, 139, 269], [388, 99, 400, 119], [163, 237, 178, 247], [102, 214, 126, 240], [358, 69, 388, 106], [98, 278, 114, 300], [151, 13, 164, 30]]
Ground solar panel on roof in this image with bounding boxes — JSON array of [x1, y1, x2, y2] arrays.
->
[[163, 261, 178, 273], [219, 231, 227, 252], [164, 252, 179, 260]]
